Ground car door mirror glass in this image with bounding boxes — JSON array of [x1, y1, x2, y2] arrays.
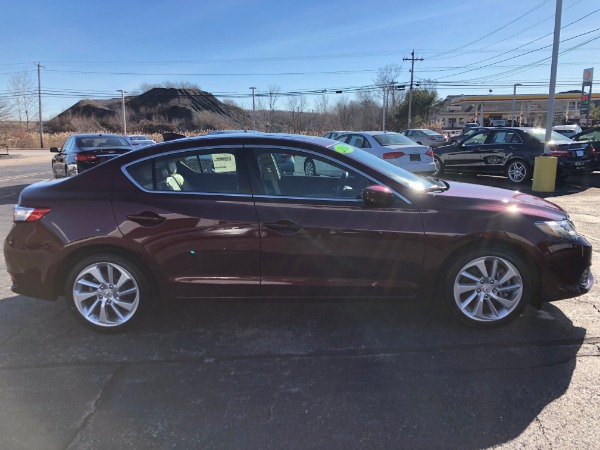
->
[[50, 147, 59, 153], [362, 185, 395, 208]]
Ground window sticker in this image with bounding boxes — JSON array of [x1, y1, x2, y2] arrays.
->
[[333, 143, 354, 154]]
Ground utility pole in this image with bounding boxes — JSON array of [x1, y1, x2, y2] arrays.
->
[[117, 90, 127, 134], [403, 50, 423, 128], [36, 62, 44, 148], [382, 84, 387, 132], [544, 0, 563, 153], [250, 87, 256, 130]]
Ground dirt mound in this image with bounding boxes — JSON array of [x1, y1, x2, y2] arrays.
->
[[46, 88, 248, 132]]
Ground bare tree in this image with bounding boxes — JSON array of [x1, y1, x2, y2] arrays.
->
[[287, 94, 308, 133], [267, 84, 281, 132], [8, 72, 36, 130]]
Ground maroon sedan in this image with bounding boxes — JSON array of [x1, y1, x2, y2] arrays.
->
[[4, 133, 594, 331]]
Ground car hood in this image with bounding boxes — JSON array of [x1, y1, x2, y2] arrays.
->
[[427, 180, 566, 221]]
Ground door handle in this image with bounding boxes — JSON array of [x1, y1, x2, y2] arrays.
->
[[126, 211, 166, 226], [264, 220, 302, 235]]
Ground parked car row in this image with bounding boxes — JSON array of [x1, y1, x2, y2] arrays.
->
[[431, 127, 593, 184], [6, 132, 593, 333]]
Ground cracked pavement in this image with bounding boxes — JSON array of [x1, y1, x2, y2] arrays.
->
[[0, 152, 599, 449]]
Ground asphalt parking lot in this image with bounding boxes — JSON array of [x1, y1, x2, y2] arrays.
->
[[0, 150, 599, 449]]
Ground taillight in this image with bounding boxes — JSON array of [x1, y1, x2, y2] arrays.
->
[[14, 206, 51, 222], [383, 151, 405, 159], [74, 153, 98, 162], [426, 148, 434, 157], [549, 148, 570, 157]]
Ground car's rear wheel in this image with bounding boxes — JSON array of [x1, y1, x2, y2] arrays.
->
[[433, 156, 444, 176], [443, 247, 531, 327], [65, 254, 149, 332], [304, 158, 317, 176], [506, 159, 531, 184]]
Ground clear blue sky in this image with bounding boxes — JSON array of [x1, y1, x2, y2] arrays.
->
[[1, 0, 598, 119]]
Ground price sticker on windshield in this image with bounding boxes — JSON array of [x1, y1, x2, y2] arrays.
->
[[333, 143, 354, 154]]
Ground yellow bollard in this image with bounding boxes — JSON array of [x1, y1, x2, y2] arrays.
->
[[532, 156, 558, 192]]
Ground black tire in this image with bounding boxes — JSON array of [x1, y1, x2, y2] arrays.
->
[[443, 247, 532, 328], [433, 156, 444, 176], [505, 159, 531, 184], [304, 158, 317, 176], [64, 254, 150, 332]]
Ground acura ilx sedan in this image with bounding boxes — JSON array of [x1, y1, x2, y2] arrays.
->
[[4, 133, 594, 331]]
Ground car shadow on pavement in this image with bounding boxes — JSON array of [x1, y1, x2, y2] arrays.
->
[[0, 294, 586, 449]]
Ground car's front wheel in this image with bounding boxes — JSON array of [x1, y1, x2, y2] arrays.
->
[[304, 158, 317, 176], [65, 254, 149, 332], [506, 159, 531, 184], [443, 247, 532, 327]]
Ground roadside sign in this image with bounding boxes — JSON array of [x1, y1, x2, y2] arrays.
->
[[583, 68, 593, 86]]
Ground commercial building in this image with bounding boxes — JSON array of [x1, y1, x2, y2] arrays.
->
[[438, 92, 600, 129]]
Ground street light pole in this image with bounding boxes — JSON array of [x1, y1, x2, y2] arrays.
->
[[512, 83, 522, 126], [117, 90, 127, 134], [250, 87, 256, 130]]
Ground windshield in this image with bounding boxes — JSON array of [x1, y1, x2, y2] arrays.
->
[[373, 133, 416, 146], [329, 143, 437, 192], [525, 128, 573, 144]]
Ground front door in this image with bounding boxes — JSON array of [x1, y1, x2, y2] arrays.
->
[[246, 147, 425, 299], [442, 130, 490, 171]]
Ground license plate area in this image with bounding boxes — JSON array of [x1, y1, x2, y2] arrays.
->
[[576, 150, 584, 157], [410, 154, 421, 162]]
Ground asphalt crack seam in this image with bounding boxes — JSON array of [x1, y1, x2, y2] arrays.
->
[[0, 307, 68, 348], [534, 416, 550, 445], [65, 364, 127, 450]]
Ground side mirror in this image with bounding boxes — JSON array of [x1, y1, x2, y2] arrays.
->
[[50, 147, 59, 153], [362, 185, 395, 208]]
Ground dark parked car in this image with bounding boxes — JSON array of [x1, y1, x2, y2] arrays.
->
[[433, 127, 593, 183], [571, 126, 600, 170], [5, 133, 593, 332], [51, 133, 133, 178]]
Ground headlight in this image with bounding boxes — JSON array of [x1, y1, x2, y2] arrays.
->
[[535, 220, 579, 241]]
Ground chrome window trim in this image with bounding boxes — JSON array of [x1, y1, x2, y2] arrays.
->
[[121, 145, 244, 195], [246, 144, 413, 205]]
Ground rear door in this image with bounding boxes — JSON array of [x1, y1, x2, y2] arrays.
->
[[479, 130, 525, 174], [112, 146, 261, 298]]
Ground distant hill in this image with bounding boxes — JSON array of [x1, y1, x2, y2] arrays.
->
[[46, 88, 248, 133]]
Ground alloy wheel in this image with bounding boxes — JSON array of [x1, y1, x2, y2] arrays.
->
[[507, 161, 528, 183], [452, 255, 523, 323], [72, 262, 140, 328]]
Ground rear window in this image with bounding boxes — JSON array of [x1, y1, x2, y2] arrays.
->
[[421, 130, 440, 135], [525, 128, 573, 144], [77, 136, 130, 147], [373, 133, 416, 146]]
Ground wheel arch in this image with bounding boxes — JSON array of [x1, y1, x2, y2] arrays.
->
[[52, 244, 162, 302], [434, 237, 542, 307]]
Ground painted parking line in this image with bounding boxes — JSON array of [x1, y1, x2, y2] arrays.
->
[[0, 172, 51, 182]]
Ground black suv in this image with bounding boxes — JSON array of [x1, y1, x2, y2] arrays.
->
[[432, 127, 593, 184]]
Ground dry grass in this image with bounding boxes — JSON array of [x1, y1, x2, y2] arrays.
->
[[0, 129, 222, 149]]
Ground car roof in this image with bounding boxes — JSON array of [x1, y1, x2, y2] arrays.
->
[[340, 131, 402, 136], [73, 133, 125, 138]]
